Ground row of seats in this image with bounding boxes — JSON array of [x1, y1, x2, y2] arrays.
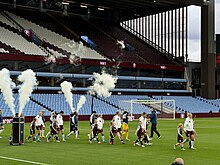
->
[[1, 94, 219, 117], [0, 12, 17, 28], [0, 48, 9, 53], [153, 96, 220, 113], [0, 26, 47, 56]]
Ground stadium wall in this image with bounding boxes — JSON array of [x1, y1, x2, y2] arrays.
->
[[3, 113, 220, 123]]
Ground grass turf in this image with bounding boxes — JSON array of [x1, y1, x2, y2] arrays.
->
[[0, 118, 220, 165]]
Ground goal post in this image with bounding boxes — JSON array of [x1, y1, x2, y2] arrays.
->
[[120, 99, 176, 121]]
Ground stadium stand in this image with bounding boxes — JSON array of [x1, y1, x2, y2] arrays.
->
[[0, 12, 17, 28], [2, 94, 219, 117], [4, 11, 106, 60], [45, 13, 146, 64], [153, 96, 220, 113], [0, 94, 46, 117], [90, 18, 174, 65], [0, 40, 23, 54], [0, 26, 47, 56]]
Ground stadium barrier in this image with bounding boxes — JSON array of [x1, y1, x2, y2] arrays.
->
[[2, 113, 220, 123]]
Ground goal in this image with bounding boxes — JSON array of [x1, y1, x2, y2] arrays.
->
[[120, 99, 176, 121]]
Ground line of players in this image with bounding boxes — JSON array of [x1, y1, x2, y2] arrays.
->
[[25, 109, 196, 149], [27, 110, 66, 143], [174, 113, 197, 150], [27, 109, 157, 147]]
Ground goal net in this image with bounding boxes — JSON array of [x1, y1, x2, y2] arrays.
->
[[119, 99, 176, 121]]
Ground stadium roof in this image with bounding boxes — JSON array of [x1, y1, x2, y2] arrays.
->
[[63, 0, 204, 19]]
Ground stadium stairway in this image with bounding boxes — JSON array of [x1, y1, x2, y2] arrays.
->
[[94, 95, 124, 112], [29, 96, 54, 113]]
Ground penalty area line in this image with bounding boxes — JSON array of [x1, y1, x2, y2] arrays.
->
[[0, 156, 50, 165]]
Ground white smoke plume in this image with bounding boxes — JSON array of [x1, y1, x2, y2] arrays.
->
[[18, 69, 37, 117], [0, 68, 16, 117], [116, 40, 125, 49], [89, 71, 117, 97], [60, 81, 74, 112], [76, 95, 86, 113]]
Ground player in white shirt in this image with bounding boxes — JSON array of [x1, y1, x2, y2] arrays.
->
[[56, 111, 65, 142], [111, 111, 125, 144], [35, 111, 45, 142], [97, 114, 106, 143], [46, 111, 56, 139], [138, 112, 152, 146], [183, 113, 196, 149]]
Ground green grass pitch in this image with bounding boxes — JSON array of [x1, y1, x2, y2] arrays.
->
[[0, 118, 220, 165]]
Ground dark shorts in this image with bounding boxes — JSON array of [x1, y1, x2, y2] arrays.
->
[[59, 125, 64, 130], [97, 129, 103, 134], [71, 124, 78, 131], [0, 123, 3, 127], [116, 128, 122, 132], [70, 125, 75, 131], [36, 126, 42, 130], [110, 129, 116, 137], [51, 129, 57, 135], [177, 135, 183, 143], [30, 129, 35, 135], [137, 131, 143, 139], [186, 131, 194, 137], [93, 128, 98, 136]]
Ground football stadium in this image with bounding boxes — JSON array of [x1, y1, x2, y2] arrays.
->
[[0, 0, 220, 164]]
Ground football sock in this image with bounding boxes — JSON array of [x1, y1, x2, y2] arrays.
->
[[75, 131, 78, 139], [180, 143, 183, 148], [140, 140, 143, 145], [62, 133, 65, 140], [183, 139, 189, 143], [126, 132, 129, 139], [96, 138, 99, 142], [55, 135, 59, 141], [102, 135, 105, 142], [36, 134, 40, 140], [46, 132, 50, 138], [67, 131, 74, 137], [191, 140, 194, 148], [0, 129, 4, 134], [41, 130, 45, 136], [144, 136, 149, 143]]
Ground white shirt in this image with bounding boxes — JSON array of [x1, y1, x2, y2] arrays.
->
[[35, 115, 44, 127], [56, 114, 63, 126], [97, 117, 104, 130], [112, 115, 122, 129], [184, 117, 194, 132], [139, 116, 146, 130]]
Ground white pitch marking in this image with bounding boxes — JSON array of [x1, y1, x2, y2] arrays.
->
[[0, 156, 50, 165]]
